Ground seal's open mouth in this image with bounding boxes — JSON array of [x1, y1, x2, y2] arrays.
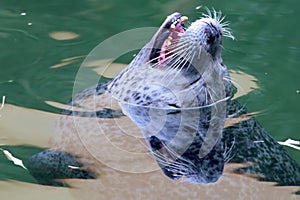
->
[[158, 14, 187, 65], [150, 13, 187, 66]]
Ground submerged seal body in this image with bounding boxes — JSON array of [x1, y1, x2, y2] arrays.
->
[[108, 10, 234, 183]]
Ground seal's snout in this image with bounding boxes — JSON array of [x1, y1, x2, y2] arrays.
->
[[198, 21, 223, 59]]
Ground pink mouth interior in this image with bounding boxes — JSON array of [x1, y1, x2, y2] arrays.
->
[[158, 22, 185, 66]]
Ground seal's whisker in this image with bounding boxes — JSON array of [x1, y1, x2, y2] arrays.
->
[[206, 85, 226, 107], [148, 43, 191, 69], [205, 84, 217, 100], [223, 136, 236, 162], [167, 163, 189, 173], [163, 44, 194, 65], [158, 44, 189, 58], [227, 103, 247, 118], [150, 52, 180, 70], [206, 86, 221, 106], [202, 7, 212, 19], [144, 148, 174, 167], [156, 144, 181, 161], [213, 9, 218, 21], [166, 45, 193, 78], [162, 47, 194, 81], [197, 85, 208, 105], [196, 45, 203, 59], [155, 41, 190, 57], [169, 48, 195, 78], [163, 144, 197, 169], [151, 150, 191, 173], [219, 15, 226, 24], [180, 50, 197, 77], [221, 21, 230, 27], [175, 55, 191, 73], [205, 87, 211, 105], [160, 53, 188, 80], [176, 158, 197, 170], [166, 55, 186, 71], [202, 7, 234, 40], [166, 161, 193, 174], [167, 53, 194, 81], [158, 148, 194, 170], [168, 44, 193, 63], [224, 141, 236, 163], [223, 29, 235, 40], [150, 150, 175, 165], [157, 38, 189, 49], [149, 38, 190, 61], [153, 155, 176, 167], [201, 86, 211, 105], [146, 141, 179, 165]]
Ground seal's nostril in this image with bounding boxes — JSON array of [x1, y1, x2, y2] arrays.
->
[[207, 34, 215, 44], [207, 25, 219, 44]]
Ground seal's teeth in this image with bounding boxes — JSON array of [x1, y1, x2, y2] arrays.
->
[[167, 41, 172, 47], [170, 24, 176, 29], [167, 36, 172, 46], [180, 16, 188, 22]]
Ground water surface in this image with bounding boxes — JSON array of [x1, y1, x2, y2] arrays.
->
[[0, 0, 299, 199]]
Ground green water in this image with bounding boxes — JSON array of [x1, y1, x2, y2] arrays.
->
[[0, 0, 299, 189]]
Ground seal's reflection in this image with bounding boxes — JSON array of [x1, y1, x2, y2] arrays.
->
[[124, 101, 225, 184], [27, 81, 300, 190]]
